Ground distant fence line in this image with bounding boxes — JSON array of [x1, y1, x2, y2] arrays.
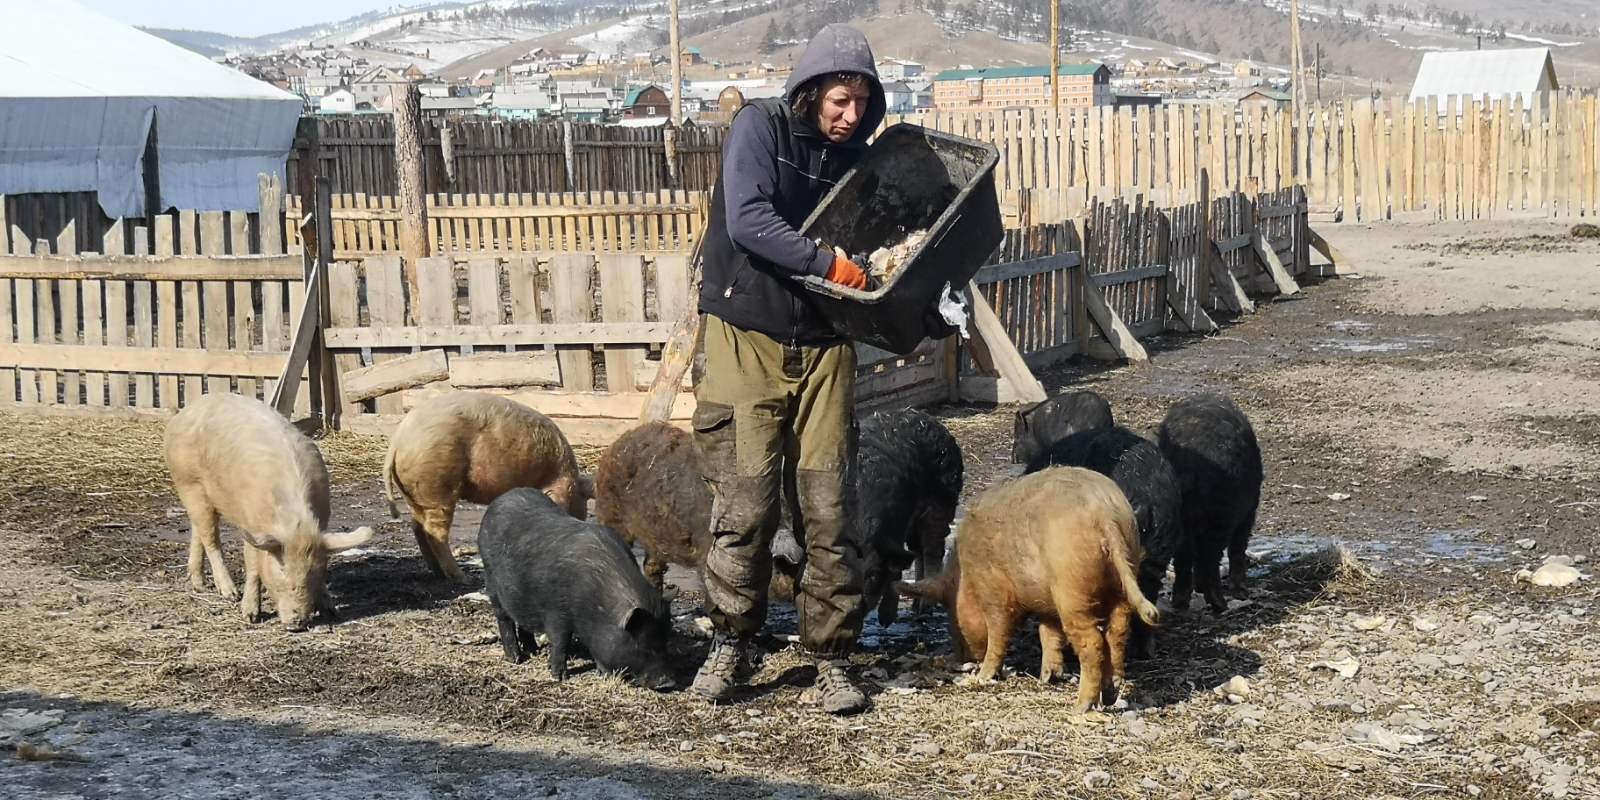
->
[[292, 93, 1598, 224]]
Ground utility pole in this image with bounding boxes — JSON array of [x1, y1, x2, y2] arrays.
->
[[1289, 0, 1305, 116], [1050, 0, 1060, 113], [665, 0, 683, 186], [669, 0, 682, 124]]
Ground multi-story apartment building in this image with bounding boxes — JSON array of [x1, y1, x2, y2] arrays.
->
[[932, 63, 1112, 110]]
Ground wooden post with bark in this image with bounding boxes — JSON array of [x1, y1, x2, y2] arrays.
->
[[392, 83, 428, 323], [639, 235, 704, 423]]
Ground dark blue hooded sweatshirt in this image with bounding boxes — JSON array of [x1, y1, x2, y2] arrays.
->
[[697, 24, 886, 346]]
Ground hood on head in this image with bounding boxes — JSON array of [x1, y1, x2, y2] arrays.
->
[[784, 23, 886, 145]]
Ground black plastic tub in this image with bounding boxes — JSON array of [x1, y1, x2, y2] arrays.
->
[[795, 123, 1003, 355]]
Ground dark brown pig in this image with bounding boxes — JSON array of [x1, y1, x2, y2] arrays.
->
[[593, 421, 801, 596]]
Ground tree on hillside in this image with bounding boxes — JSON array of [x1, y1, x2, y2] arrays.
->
[[780, 18, 795, 42], [760, 18, 780, 54]]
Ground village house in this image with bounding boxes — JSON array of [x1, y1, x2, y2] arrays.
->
[[1407, 47, 1559, 106], [932, 63, 1112, 110], [681, 46, 704, 67], [351, 65, 413, 107], [422, 96, 479, 120], [1237, 88, 1291, 113], [318, 87, 356, 114], [877, 58, 924, 82], [488, 87, 556, 120], [622, 84, 670, 119]]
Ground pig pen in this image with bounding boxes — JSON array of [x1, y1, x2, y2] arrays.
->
[[4, 218, 1600, 799]]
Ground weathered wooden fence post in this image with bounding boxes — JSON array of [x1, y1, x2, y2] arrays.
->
[[562, 117, 577, 191], [392, 83, 428, 323], [440, 121, 457, 188]]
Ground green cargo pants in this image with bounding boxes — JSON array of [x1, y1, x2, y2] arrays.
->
[[691, 314, 865, 656]]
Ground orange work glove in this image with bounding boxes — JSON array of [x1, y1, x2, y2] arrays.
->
[[825, 254, 868, 290]]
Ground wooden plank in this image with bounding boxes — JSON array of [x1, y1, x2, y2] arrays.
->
[[1089, 264, 1168, 288], [467, 258, 501, 325], [1207, 241, 1255, 313], [0, 254, 302, 283], [34, 276, 57, 404], [416, 255, 456, 326], [974, 252, 1082, 284], [1251, 231, 1302, 296], [0, 343, 286, 377], [179, 280, 202, 406], [326, 261, 364, 418], [597, 254, 646, 393], [56, 241, 81, 408], [202, 281, 230, 396], [341, 348, 449, 402], [323, 321, 676, 349], [134, 281, 156, 406], [13, 277, 37, 404], [548, 253, 594, 391], [963, 282, 1045, 403], [261, 280, 285, 401], [1342, 102, 1358, 220], [505, 256, 542, 324], [0, 275, 12, 405], [261, 173, 284, 255], [341, 411, 687, 447], [449, 351, 562, 388], [270, 263, 323, 417], [364, 255, 408, 414], [102, 279, 129, 407], [199, 212, 226, 255], [654, 254, 690, 323], [402, 385, 696, 421]]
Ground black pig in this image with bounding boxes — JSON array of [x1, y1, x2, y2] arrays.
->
[[479, 488, 675, 690], [1011, 390, 1114, 472], [1158, 394, 1264, 613], [1043, 425, 1183, 656], [856, 408, 963, 625], [781, 409, 963, 625]]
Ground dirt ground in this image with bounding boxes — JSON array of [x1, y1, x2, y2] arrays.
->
[[4, 218, 1599, 799]]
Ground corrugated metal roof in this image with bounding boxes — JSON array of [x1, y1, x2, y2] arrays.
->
[[934, 63, 1106, 82], [1407, 48, 1559, 103]]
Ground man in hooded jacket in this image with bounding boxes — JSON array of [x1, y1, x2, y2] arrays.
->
[[688, 24, 885, 715]]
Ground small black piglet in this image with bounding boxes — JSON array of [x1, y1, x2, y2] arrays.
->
[[1158, 394, 1264, 613], [1011, 390, 1115, 472], [479, 488, 675, 691]]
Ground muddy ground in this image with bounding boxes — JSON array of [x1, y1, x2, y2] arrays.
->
[[3, 218, 1599, 799]]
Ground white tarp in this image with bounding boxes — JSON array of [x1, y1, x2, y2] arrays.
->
[[0, 0, 303, 217]]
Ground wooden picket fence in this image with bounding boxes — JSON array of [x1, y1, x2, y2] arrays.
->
[[285, 190, 708, 260], [0, 177, 307, 413], [1, 175, 1320, 445], [890, 92, 1600, 221], [290, 116, 728, 196]]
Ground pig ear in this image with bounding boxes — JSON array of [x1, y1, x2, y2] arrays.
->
[[620, 606, 652, 633], [239, 530, 282, 553], [322, 526, 374, 553]]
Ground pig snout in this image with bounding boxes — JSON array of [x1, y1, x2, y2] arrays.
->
[[642, 671, 678, 692]]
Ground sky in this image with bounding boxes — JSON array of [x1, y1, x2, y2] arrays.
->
[[77, 0, 405, 37]]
